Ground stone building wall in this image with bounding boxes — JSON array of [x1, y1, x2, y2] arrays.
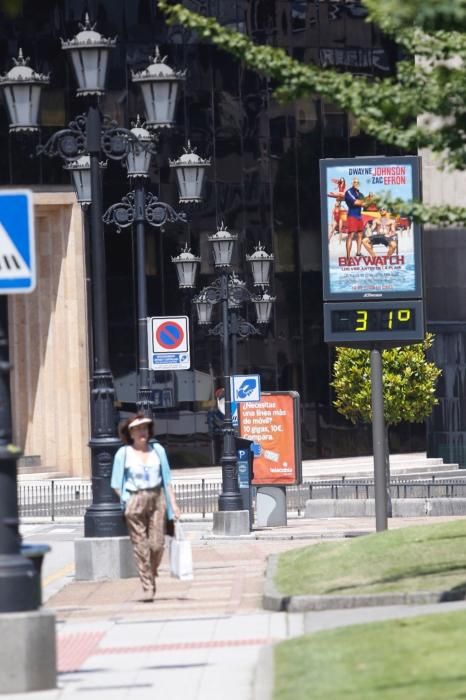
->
[[9, 189, 90, 478]]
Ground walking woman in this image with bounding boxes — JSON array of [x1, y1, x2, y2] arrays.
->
[[111, 413, 180, 602]]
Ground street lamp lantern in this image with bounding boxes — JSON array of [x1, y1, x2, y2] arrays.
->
[[0, 49, 49, 132], [131, 46, 185, 129], [61, 14, 116, 96], [246, 242, 274, 287], [208, 223, 237, 268], [253, 291, 276, 325], [64, 155, 107, 207], [193, 288, 214, 325], [172, 244, 201, 289], [169, 141, 211, 203], [125, 116, 153, 178]]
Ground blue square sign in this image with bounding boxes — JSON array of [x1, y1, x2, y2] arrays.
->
[[0, 190, 36, 294], [231, 374, 261, 403]]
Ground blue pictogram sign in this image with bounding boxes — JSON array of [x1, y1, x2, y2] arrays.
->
[[231, 374, 261, 403], [0, 190, 36, 294]]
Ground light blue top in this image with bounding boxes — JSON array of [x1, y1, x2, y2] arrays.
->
[[124, 447, 161, 492], [111, 442, 174, 520]]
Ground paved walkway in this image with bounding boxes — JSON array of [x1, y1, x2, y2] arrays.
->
[[6, 514, 465, 700]]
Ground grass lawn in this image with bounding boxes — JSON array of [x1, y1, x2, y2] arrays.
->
[[274, 609, 466, 700], [274, 519, 466, 596]]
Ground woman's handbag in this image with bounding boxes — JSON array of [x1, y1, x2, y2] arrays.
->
[[169, 522, 193, 581], [166, 518, 175, 538]]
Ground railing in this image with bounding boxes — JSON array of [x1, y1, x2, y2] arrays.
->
[[17, 477, 466, 521]]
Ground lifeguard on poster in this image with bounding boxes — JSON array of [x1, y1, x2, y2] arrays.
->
[[320, 157, 423, 302]]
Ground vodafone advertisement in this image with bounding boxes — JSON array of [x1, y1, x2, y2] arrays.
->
[[238, 392, 302, 486]]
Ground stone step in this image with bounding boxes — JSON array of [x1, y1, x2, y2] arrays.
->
[[304, 470, 466, 483], [17, 471, 69, 481], [303, 462, 462, 478], [302, 454, 446, 468]]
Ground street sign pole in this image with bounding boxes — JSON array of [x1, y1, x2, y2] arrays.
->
[[0, 306, 37, 611], [370, 347, 388, 532], [0, 191, 37, 611]]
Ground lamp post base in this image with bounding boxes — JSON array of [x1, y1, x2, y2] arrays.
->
[[218, 493, 244, 511], [84, 504, 127, 538], [213, 510, 250, 536], [0, 554, 37, 612], [84, 436, 127, 538]]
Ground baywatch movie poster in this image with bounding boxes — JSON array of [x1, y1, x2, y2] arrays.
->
[[320, 156, 423, 302]]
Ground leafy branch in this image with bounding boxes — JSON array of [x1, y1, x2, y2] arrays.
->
[[157, 0, 466, 171]]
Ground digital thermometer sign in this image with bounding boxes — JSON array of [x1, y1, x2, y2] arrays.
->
[[324, 300, 425, 346]]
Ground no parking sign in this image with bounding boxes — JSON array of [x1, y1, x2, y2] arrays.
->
[[147, 316, 190, 371]]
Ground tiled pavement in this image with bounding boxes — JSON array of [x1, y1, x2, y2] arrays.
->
[[33, 536, 307, 700], [10, 515, 466, 700]]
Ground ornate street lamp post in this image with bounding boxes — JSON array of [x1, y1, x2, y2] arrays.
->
[[172, 229, 275, 517], [0, 17, 166, 539]]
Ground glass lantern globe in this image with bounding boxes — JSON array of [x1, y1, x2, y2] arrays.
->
[[0, 49, 49, 132], [169, 141, 210, 203], [253, 291, 276, 324], [131, 46, 185, 129], [193, 289, 214, 325], [61, 14, 116, 96], [171, 245, 201, 289], [207, 223, 237, 268], [125, 116, 153, 178], [64, 155, 107, 208], [246, 242, 274, 287]]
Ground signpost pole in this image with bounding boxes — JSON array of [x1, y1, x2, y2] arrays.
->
[[134, 178, 152, 416], [0, 305, 36, 611], [370, 346, 388, 532]]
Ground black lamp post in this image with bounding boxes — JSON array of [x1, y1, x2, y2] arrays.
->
[[0, 17, 175, 538], [172, 227, 275, 512]]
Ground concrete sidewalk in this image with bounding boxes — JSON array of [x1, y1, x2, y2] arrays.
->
[[9, 515, 466, 700]]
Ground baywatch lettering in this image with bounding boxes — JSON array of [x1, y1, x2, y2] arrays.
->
[[339, 255, 405, 266]]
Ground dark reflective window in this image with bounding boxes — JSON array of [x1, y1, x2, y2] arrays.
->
[[0, 0, 421, 465]]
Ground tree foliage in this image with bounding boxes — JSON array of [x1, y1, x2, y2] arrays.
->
[[331, 335, 441, 426], [157, 0, 466, 224]]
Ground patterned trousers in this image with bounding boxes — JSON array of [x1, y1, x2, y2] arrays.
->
[[125, 487, 166, 593]]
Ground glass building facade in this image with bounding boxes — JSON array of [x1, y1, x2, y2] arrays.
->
[[0, 0, 428, 468]]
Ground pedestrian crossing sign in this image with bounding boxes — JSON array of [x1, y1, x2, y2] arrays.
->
[[0, 190, 36, 294]]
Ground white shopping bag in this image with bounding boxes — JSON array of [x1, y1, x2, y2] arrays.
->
[[169, 522, 193, 581]]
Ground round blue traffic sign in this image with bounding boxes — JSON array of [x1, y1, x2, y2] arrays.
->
[[155, 320, 184, 350]]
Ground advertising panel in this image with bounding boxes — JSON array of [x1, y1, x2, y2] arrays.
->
[[320, 156, 422, 301], [238, 392, 302, 486]]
